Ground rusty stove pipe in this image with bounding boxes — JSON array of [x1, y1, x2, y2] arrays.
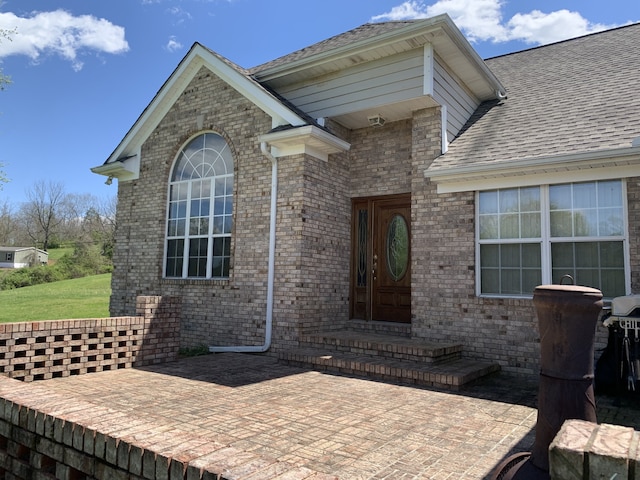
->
[[491, 283, 602, 480]]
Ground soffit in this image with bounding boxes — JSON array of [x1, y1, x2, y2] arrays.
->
[[333, 97, 440, 130]]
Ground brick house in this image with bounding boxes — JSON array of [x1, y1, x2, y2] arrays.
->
[[92, 15, 640, 379]]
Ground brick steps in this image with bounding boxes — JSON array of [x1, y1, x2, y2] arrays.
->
[[279, 330, 501, 390], [299, 331, 463, 364]]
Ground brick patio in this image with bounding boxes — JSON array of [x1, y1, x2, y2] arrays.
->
[[1, 352, 637, 479]]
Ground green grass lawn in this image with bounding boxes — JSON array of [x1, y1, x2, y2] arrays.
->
[[0, 273, 111, 323]]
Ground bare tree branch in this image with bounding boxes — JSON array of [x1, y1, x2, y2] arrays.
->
[[22, 180, 67, 251]]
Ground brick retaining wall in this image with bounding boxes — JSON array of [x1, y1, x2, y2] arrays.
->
[[0, 296, 181, 382], [0, 295, 203, 479], [0, 376, 333, 480], [0, 292, 334, 480]]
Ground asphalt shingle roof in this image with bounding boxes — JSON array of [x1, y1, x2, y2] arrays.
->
[[250, 21, 417, 74], [430, 22, 640, 173]]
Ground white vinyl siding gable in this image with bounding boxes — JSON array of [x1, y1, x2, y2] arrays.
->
[[276, 48, 428, 120], [433, 57, 480, 142], [274, 45, 479, 141]]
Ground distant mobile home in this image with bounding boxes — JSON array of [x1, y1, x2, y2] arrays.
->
[[0, 247, 48, 269]]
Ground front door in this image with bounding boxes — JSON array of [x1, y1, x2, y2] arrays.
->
[[351, 194, 411, 323]]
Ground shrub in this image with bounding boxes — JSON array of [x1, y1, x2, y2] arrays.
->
[[0, 265, 65, 290], [179, 344, 210, 357]]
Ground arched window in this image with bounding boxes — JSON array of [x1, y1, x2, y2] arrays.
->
[[165, 132, 233, 279]]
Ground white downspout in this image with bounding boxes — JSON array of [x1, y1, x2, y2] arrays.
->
[[209, 141, 277, 353]]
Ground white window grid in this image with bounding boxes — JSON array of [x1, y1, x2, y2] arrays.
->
[[476, 181, 630, 298]]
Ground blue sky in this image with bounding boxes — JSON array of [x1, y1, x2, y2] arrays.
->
[[0, 0, 638, 205]]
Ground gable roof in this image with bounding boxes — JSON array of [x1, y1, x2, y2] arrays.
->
[[92, 43, 317, 179], [251, 22, 418, 74], [251, 16, 504, 100], [251, 16, 506, 129], [427, 22, 640, 192], [94, 15, 505, 179]]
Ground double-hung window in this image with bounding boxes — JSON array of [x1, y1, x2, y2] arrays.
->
[[165, 132, 234, 279], [478, 180, 627, 298]]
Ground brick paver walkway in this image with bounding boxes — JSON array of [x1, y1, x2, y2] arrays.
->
[[23, 353, 640, 479]]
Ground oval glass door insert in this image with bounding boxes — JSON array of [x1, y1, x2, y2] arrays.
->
[[386, 214, 409, 281]]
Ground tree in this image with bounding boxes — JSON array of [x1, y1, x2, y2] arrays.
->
[[0, 201, 17, 245], [22, 180, 67, 251], [81, 196, 117, 258], [59, 192, 97, 241]]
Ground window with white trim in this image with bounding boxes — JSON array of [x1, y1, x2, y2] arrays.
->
[[165, 132, 233, 279], [477, 180, 627, 298]]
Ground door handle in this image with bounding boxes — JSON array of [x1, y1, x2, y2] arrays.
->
[[372, 254, 377, 280]]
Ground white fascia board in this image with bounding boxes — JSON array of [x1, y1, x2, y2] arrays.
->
[[255, 17, 449, 81], [428, 146, 640, 193], [193, 48, 307, 128], [259, 125, 350, 162], [437, 17, 506, 98], [103, 50, 203, 166], [100, 44, 306, 168]]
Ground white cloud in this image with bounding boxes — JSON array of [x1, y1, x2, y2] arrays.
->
[[507, 9, 612, 44], [370, 1, 428, 21], [424, 0, 510, 42], [0, 9, 129, 71], [371, 0, 620, 46], [165, 36, 183, 53]]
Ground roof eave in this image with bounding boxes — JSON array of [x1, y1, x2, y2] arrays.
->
[[91, 154, 139, 181], [426, 146, 640, 193], [437, 16, 506, 99]]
